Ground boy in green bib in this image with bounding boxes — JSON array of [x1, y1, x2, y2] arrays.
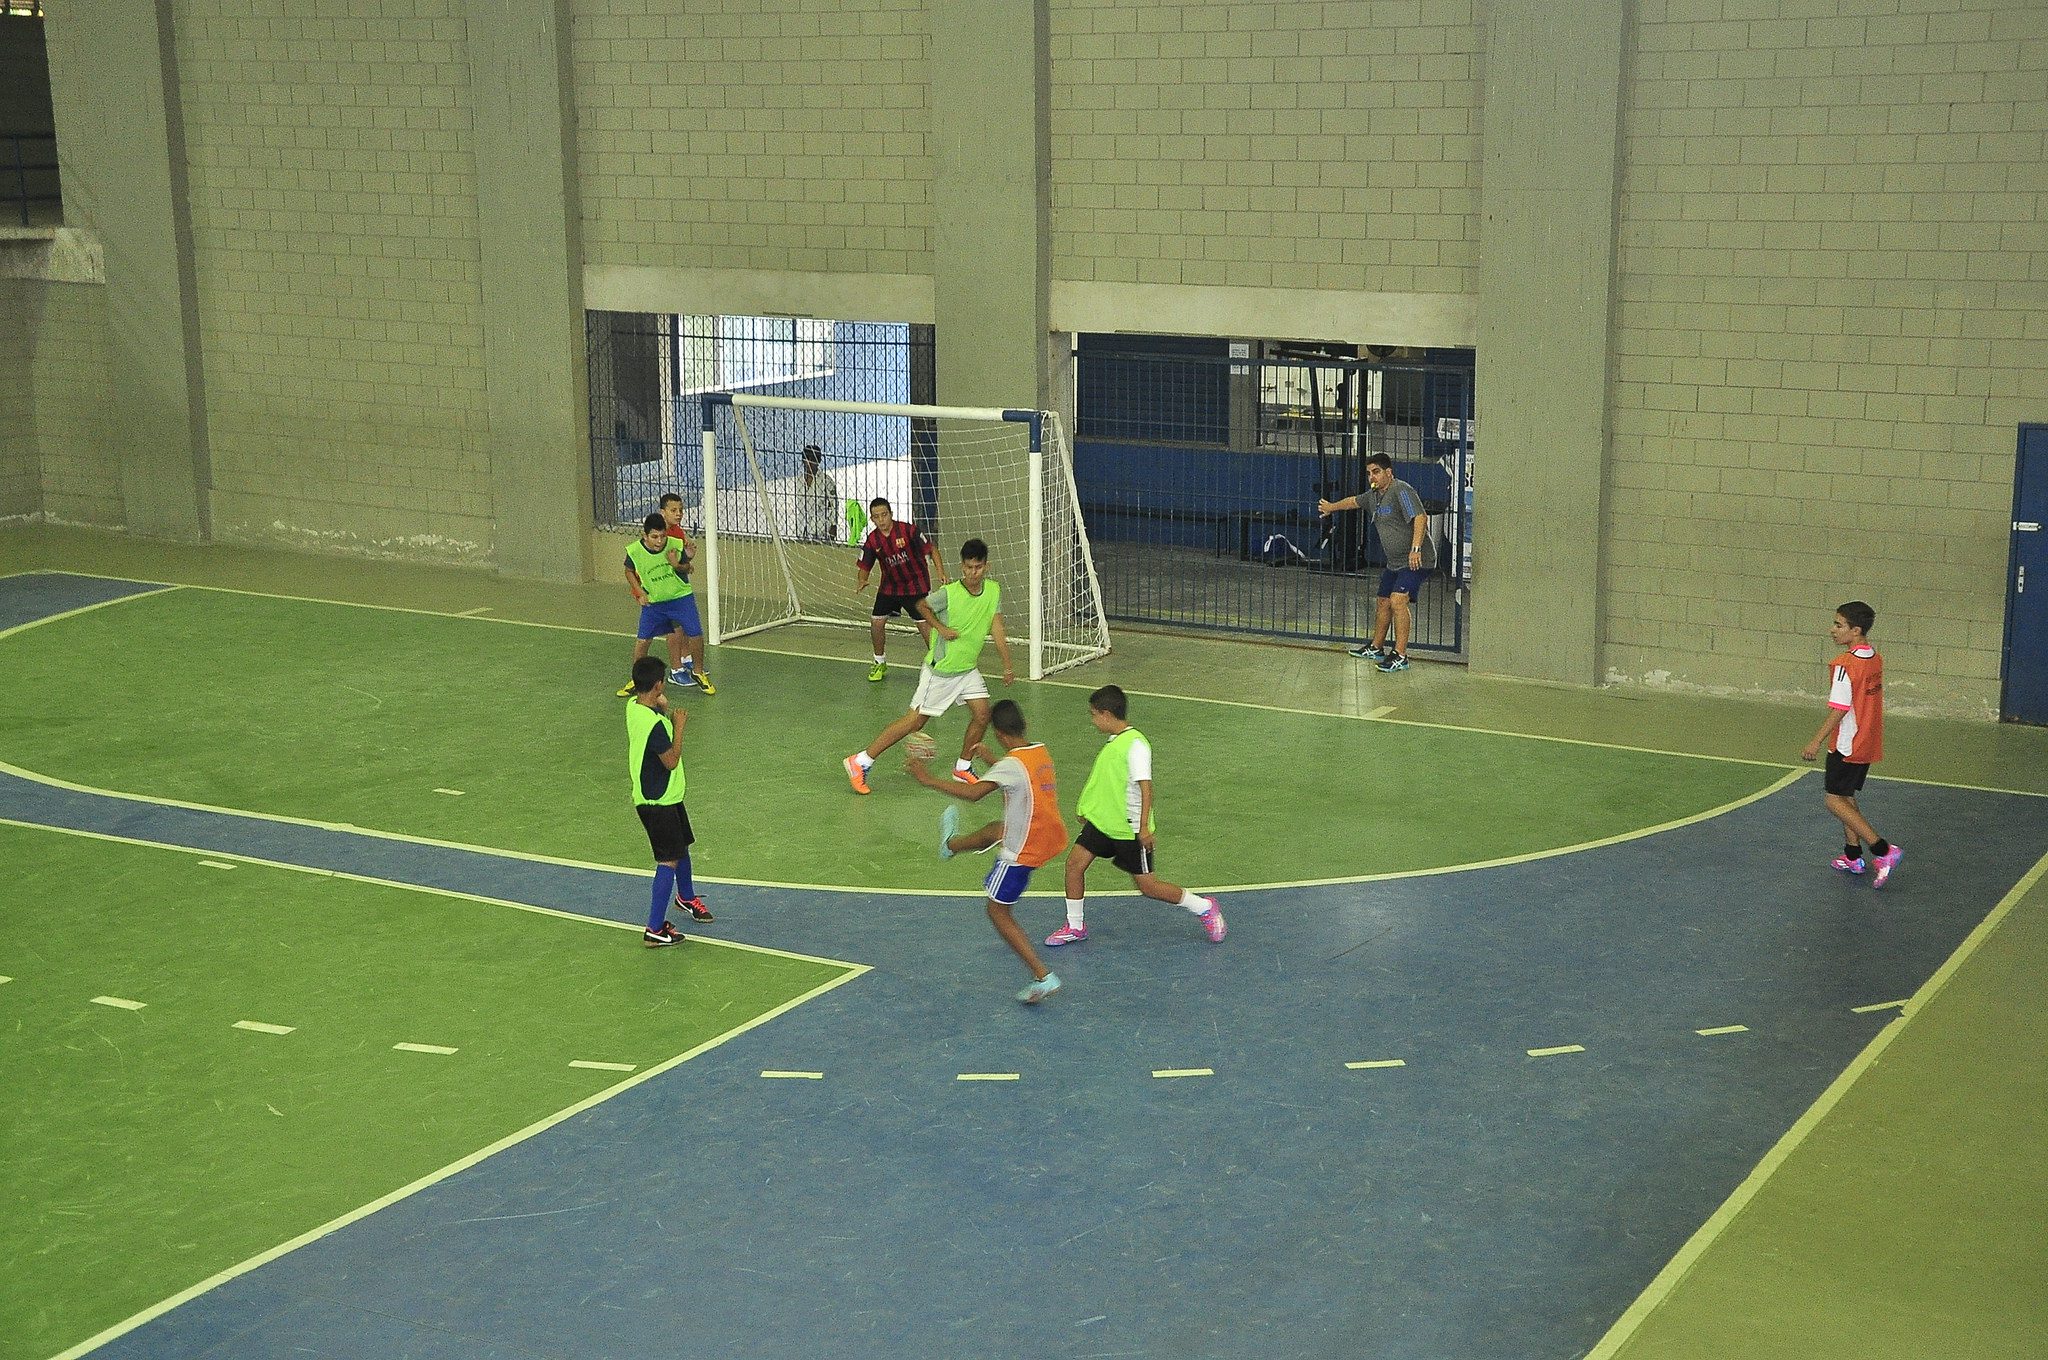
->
[[616, 509, 716, 698], [843, 538, 1015, 795], [1046, 684, 1224, 947]]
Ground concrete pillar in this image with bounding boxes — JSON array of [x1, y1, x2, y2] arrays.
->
[[466, 0, 591, 581], [1468, 0, 1626, 685], [42, 1, 209, 540]]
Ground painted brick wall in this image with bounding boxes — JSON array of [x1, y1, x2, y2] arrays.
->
[[0, 279, 36, 520], [1049, 0, 1483, 294], [1606, 0, 2047, 714], [31, 281, 119, 526], [172, 0, 493, 562], [572, 0, 933, 276]]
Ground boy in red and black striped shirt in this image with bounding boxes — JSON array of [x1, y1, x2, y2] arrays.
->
[[853, 497, 948, 682]]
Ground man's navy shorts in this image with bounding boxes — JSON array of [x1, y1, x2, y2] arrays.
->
[[1377, 566, 1428, 599]]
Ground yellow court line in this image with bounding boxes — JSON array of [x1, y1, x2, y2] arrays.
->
[[0, 816, 868, 974], [760, 1070, 824, 1080], [1346, 1059, 1407, 1070], [956, 1072, 1021, 1082], [1850, 1000, 1908, 1014], [1526, 1045, 1585, 1058], [41, 939, 870, 1360], [1582, 845, 2048, 1360], [1694, 1025, 1748, 1037], [1151, 1067, 1214, 1079]]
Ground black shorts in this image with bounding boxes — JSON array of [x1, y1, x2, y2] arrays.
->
[[636, 802, 696, 862], [873, 591, 927, 620], [1823, 751, 1869, 797], [1077, 818, 1151, 876]]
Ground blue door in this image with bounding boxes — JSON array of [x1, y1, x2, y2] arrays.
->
[[2003, 425, 2048, 723]]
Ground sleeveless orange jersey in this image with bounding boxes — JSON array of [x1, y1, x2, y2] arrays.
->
[[983, 743, 1069, 868]]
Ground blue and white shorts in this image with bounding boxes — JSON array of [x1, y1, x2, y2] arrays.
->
[[984, 857, 1034, 906]]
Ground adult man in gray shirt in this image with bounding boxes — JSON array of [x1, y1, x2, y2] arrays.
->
[[1316, 451, 1434, 672]]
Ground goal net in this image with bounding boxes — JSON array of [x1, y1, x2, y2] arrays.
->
[[690, 394, 1110, 680]]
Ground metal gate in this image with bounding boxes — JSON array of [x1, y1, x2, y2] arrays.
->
[[1071, 337, 1473, 655]]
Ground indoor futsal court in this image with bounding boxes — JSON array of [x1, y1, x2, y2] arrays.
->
[[3, 552, 2045, 1360], [9, 1, 2048, 1357]]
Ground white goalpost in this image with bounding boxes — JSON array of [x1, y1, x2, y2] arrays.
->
[[694, 393, 1110, 680]]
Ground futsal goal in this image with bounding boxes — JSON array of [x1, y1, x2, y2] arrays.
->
[[692, 394, 1111, 680]]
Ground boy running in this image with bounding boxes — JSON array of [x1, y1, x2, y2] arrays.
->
[[625, 656, 713, 946], [906, 699, 1068, 1003], [617, 510, 716, 698], [1046, 685, 1225, 946], [843, 537, 1012, 794], [853, 496, 948, 681], [1800, 600, 1901, 887]]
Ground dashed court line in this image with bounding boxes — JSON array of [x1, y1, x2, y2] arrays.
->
[[1851, 1000, 1907, 1014], [1152, 1067, 1214, 1079], [760, 1070, 824, 1080], [1346, 1058, 1407, 1070], [1527, 1045, 1587, 1059], [956, 1072, 1020, 1082], [233, 1020, 295, 1036], [90, 996, 145, 1011], [393, 1042, 459, 1056], [569, 1060, 637, 1073], [199, 860, 236, 871], [1695, 1025, 1749, 1037]]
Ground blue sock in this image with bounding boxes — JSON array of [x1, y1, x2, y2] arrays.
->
[[648, 863, 677, 932], [674, 851, 695, 901]]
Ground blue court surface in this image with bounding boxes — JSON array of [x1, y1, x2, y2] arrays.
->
[[6, 572, 2045, 1359]]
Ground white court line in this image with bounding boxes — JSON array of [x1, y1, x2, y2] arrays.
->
[[0, 817, 866, 973], [956, 1072, 1020, 1082], [0, 755, 1813, 901], [431, 788, 464, 797], [90, 996, 145, 1011], [1363, 705, 1398, 719], [1526, 1044, 1585, 1058], [393, 1042, 458, 1055], [10, 572, 2044, 799], [233, 1021, 295, 1036], [568, 1060, 636, 1073], [199, 860, 236, 870], [1694, 1025, 1749, 1037], [761, 1070, 824, 1080], [1851, 1000, 1908, 1014], [456, 606, 492, 616], [1345, 1058, 1407, 1070], [0, 975, 13, 984], [1151, 1067, 1214, 1079], [1584, 846, 2048, 1360], [45, 955, 869, 1360]]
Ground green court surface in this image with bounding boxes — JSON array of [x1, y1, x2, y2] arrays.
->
[[0, 821, 855, 1360], [0, 587, 1783, 889]]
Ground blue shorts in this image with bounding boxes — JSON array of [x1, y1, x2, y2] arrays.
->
[[984, 858, 1034, 906], [1378, 567, 1428, 600], [637, 595, 702, 641]]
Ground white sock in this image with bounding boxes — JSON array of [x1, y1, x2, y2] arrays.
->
[[1178, 889, 1206, 913], [873, 654, 886, 665], [955, 758, 973, 773], [854, 750, 874, 770], [1065, 899, 1085, 929]]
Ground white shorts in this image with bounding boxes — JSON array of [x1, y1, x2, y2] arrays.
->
[[910, 664, 989, 718]]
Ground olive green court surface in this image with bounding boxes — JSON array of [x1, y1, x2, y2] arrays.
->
[[1, 529, 2045, 1360]]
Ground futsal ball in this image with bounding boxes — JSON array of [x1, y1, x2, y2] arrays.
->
[[904, 732, 938, 761]]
